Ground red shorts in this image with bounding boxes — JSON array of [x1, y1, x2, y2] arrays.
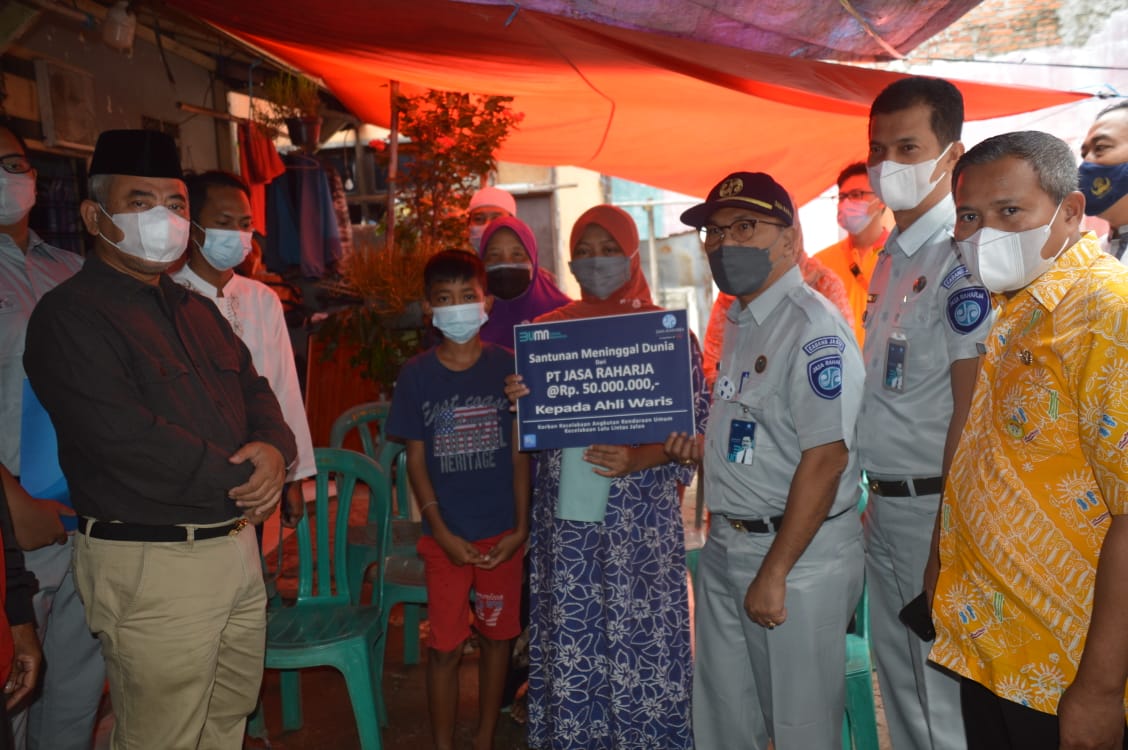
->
[[417, 530, 524, 653]]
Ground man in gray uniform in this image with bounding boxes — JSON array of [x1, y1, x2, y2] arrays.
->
[[667, 172, 864, 750], [861, 76, 992, 750], [0, 122, 103, 750]]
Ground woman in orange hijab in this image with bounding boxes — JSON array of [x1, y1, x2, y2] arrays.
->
[[523, 205, 708, 750]]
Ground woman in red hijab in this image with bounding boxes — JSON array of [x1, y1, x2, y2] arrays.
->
[[523, 205, 708, 750]]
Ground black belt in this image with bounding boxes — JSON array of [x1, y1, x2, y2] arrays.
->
[[724, 506, 853, 534], [868, 476, 943, 497], [77, 516, 248, 542]]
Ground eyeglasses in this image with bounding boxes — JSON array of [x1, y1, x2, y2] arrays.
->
[[838, 189, 875, 202], [700, 218, 787, 246], [0, 153, 32, 175]]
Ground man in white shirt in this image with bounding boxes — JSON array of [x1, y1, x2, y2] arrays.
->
[[172, 171, 315, 523]]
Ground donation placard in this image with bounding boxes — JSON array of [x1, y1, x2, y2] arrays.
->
[[514, 309, 695, 451]]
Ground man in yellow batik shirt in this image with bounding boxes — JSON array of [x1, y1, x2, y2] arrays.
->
[[928, 131, 1128, 750]]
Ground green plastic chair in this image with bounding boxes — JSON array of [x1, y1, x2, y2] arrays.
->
[[261, 447, 389, 750], [842, 481, 879, 750], [329, 402, 428, 714], [842, 579, 879, 750]]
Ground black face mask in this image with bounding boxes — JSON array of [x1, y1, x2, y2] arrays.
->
[[707, 245, 773, 297], [486, 263, 533, 300]]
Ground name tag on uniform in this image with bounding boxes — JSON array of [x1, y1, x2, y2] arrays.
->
[[727, 419, 756, 465], [884, 334, 908, 392]]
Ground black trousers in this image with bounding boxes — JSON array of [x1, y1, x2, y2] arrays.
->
[[961, 677, 1128, 750], [0, 696, 12, 750]]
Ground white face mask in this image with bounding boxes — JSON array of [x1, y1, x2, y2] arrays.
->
[[194, 222, 253, 271], [0, 172, 36, 224], [431, 302, 488, 344], [837, 198, 878, 236], [867, 143, 952, 212], [100, 205, 189, 265], [956, 204, 1067, 293]]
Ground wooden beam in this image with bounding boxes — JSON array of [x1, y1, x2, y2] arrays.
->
[[59, 0, 218, 71]]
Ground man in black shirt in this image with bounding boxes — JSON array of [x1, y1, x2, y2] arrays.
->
[[23, 129, 296, 749]]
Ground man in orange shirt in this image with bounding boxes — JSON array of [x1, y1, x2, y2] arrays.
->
[[814, 162, 888, 345], [930, 130, 1128, 749]]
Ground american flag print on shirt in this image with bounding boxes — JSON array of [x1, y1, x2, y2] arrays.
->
[[434, 404, 501, 457]]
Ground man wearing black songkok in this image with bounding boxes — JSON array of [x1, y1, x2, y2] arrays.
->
[[23, 129, 296, 749]]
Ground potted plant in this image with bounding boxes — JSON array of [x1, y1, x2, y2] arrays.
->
[[317, 89, 522, 394], [259, 72, 323, 149]]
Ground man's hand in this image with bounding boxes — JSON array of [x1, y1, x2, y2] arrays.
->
[[280, 482, 305, 528], [228, 442, 287, 523], [478, 530, 528, 570], [5, 623, 41, 709], [744, 570, 788, 629], [1058, 677, 1126, 750], [10, 496, 71, 551], [436, 531, 485, 567], [663, 431, 703, 467]]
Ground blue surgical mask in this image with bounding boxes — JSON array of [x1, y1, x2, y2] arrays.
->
[[194, 223, 253, 271], [1078, 161, 1128, 217], [569, 255, 632, 300], [431, 302, 488, 343]]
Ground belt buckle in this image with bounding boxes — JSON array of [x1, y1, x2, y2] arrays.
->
[[868, 479, 881, 494], [228, 518, 249, 537], [727, 518, 747, 532]]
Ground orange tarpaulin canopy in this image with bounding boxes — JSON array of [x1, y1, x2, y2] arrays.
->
[[171, 0, 1087, 203]]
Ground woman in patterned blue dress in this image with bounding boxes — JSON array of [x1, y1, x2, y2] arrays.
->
[[519, 205, 709, 749]]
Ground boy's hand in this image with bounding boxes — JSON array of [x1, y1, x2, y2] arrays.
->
[[504, 373, 529, 412], [436, 531, 485, 567], [478, 529, 528, 569]]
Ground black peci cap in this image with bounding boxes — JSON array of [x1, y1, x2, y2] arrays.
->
[[89, 129, 183, 180]]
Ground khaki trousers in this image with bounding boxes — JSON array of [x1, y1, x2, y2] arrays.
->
[[73, 522, 266, 750]]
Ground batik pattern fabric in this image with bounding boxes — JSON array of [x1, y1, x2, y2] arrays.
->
[[526, 338, 709, 750], [932, 232, 1128, 719]]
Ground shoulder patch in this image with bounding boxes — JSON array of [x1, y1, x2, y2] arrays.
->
[[942, 265, 970, 289], [946, 286, 990, 334], [802, 335, 846, 355], [807, 354, 843, 400]]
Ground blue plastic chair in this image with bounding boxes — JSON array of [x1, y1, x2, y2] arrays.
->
[[259, 447, 389, 750]]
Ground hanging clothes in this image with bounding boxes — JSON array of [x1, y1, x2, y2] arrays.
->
[[316, 154, 354, 257], [265, 152, 343, 278], [237, 121, 286, 235]]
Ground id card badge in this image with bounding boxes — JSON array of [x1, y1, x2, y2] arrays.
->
[[884, 333, 908, 392], [727, 419, 757, 465]]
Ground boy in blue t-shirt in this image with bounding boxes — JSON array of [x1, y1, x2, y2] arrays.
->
[[386, 249, 529, 750]]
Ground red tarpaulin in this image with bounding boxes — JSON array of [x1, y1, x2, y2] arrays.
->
[[170, 0, 1087, 202]]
